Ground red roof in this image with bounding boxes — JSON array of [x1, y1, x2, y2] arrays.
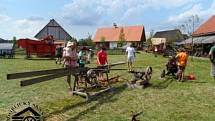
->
[[193, 15, 215, 36], [93, 25, 145, 42]]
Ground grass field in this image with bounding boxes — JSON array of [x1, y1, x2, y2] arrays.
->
[[0, 53, 215, 121]]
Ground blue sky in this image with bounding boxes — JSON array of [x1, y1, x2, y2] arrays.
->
[[0, 0, 215, 40]]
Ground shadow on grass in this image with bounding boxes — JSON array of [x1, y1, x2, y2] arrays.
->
[[152, 77, 174, 89], [45, 84, 127, 121], [183, 80, 208, 84], [27, 58, 55, 61]]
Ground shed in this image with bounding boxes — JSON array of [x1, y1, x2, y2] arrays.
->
[[153, 29, 185, 43], [0, 43, 14, 58]]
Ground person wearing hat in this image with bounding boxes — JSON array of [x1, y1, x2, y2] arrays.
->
[[176, 48, 188, 81], [78, 46, 88, 68], [62, 41, 78, 91]]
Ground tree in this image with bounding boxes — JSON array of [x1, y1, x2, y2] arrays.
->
[[78, 34, 95, 47], [100, 36, 106, 42], [177, 14, 201, 60], [178, 15, 201, 36], [146, 29, 154, 48], [12, 36, 16, 44], [118, 28, 126, 47], [67, 36, 77, 43]]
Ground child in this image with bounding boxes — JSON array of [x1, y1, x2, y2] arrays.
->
[[166, 56, 178, 76]]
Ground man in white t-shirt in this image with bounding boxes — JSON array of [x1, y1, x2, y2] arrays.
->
[[126, 43, 136, 71]]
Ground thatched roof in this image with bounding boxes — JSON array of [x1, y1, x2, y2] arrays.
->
[[153, 29, 185, 42]]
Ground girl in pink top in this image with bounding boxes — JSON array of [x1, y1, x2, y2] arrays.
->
[[62, 41, 78, 92]]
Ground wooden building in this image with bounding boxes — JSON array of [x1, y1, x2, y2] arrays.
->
[[0, 43, 14, 58], [179, 15, 215, 56], [35, 19, 72, 44], [93, 25, 146, 49], [153, 29, 186, 44]]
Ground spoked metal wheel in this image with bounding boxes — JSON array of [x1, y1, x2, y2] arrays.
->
[[87, 69, 99, 86], [160, 69, 166, 78], [145, 66, 153, 81]]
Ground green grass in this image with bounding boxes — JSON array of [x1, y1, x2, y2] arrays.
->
[[0, 53, 215, 121]]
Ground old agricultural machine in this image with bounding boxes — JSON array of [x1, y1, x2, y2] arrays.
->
[[17, 35, 61, 58], [7, 62, 153, 100]]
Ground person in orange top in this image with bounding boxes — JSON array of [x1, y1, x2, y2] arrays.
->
[[176, 48, 188, 81]]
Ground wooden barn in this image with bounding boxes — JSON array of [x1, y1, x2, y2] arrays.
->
[[93, 25, 146, 49], [35, 19, 72, 45], [153, 29, 186, 44], [179, 15, 215, 56]]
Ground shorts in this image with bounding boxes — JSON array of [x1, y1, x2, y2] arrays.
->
[[211, 64, 215, 77], [56, 54, 62, 58], [178, 66, 186, 72], [127, 56, 135, 63], [79, 63, 85, 68]]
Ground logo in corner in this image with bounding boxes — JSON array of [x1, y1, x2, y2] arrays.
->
[[7, 102, 44, 121]]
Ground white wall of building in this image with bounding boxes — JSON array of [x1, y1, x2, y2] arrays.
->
[[109, 42, 118, 49]]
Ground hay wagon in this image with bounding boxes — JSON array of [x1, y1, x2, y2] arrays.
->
[[17, 38, 60, 58]]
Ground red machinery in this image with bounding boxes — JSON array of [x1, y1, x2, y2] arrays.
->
[[17, 37, 60, 58]]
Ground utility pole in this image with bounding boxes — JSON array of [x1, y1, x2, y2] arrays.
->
[[191, 15, 195, 61]]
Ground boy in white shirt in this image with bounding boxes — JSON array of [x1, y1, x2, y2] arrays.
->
[[126, 43, 136, 71]]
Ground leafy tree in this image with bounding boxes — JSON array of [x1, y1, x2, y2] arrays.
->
[[67, 36, 77, 43], [12, 36, 16, 44], [78, 34, 95, 47], [100, 36, 106, 42], [118, 28, 126, 47], [146, 29, 154, 48], [177, 15, 201, 36]]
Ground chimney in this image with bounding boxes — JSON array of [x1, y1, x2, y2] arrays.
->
[[113, 23, 118, 28]]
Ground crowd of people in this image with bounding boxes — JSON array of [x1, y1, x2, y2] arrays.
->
[[53, 41, 215, 92]]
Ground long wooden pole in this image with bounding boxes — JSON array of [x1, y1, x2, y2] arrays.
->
[[7, 68, 67, 80]]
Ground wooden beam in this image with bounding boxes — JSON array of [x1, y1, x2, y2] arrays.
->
[[97, 61, 126, 68], [72, 91, 89, 98], [20, 71, 69, 86], [7, 68, 67, 80], [90, 87, 111, 97]]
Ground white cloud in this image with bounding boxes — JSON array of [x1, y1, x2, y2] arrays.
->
[[0, 14, 10, 23], [62, 0, 199, 26], [12, 18, 46, 39], [167, 0, 215, 23], [167, 4, 203, 23], [0, 17, 47, 39], [201, 0, 215, 17], [62, 0, 105, 26]]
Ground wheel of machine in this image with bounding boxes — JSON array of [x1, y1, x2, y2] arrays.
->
[[145, 66, 152, 80], [87, 69, 99, 86], [160, 69, 166, 78]]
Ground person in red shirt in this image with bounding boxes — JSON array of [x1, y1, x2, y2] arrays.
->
[[97, 47, 108, 80]]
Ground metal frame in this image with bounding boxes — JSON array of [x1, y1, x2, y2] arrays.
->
[[7, 62, 126, 100]]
